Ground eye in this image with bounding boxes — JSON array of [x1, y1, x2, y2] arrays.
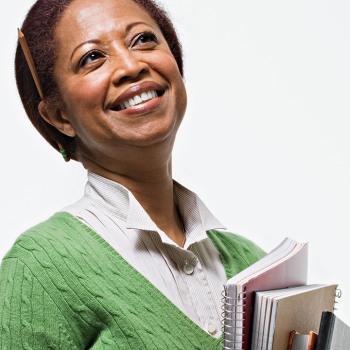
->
[[134, 32, 158, 46], [79, 51, 104, 68]]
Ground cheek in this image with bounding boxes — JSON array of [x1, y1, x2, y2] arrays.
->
[[64, 72, 109, 111], [147, 50, 187, 111], [147, 49, 183, 85], [54, 74, 108, 141], [59, 71, 112, 136]]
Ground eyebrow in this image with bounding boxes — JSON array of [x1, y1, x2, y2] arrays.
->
[[70, 39, 102, 60], [125, 21, 148, 32], [70, 22, 149, 60]]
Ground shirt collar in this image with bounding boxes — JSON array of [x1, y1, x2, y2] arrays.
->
[[84, 171, 226, 246]]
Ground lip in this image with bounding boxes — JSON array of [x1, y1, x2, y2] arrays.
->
[[115, 94, 164, 116], [110, 81, 166, 111]]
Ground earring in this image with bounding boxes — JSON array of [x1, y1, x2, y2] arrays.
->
[[58, 143, 70, 162]]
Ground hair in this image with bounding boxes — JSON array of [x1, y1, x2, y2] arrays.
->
[[15, 0, 184, 161]]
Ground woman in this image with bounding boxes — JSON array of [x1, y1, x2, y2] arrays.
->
[[0, 0, 265, 348]]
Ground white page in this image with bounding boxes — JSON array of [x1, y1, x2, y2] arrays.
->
[[291, 334, 309, 350]]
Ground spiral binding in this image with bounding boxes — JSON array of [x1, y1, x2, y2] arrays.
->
[[221, 288, 246, 350], [333, 288, 342, 311]]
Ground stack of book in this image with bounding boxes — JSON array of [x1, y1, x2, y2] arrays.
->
[[221, 238, 349, 350]]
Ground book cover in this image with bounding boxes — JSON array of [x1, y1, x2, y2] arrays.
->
[[315, 312, 350, 350]]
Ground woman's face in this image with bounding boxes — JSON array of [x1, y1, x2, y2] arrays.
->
[[50, 0, 187, 161]]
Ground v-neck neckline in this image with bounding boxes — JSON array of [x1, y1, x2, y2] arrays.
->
[[55, 211, 224, 349]]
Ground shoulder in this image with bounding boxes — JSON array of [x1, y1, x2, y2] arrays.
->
[[207, 229, 266, 278], [207, 229, 266, 259], [0, 212, 101, 349], [3, 212, 90, 265]]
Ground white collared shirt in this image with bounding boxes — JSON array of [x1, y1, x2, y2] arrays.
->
[[62, 171, 227, 337]]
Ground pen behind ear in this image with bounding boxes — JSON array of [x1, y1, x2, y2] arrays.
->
[[17, 28, 44, 99]]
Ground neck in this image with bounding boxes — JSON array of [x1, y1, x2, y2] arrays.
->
[[81, 152, 186, 247]]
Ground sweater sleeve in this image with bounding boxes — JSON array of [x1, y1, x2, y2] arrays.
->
[[0, 257, 77, 350]]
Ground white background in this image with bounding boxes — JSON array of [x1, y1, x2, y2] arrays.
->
[[1, 0, 349, 325]]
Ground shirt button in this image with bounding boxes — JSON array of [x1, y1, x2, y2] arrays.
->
[[183, 262, 194, 275], [207, 322, 217, 335]]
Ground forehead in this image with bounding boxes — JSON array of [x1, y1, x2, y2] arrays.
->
[[57, 0, 157, 43]]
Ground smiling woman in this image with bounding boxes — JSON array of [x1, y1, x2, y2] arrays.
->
[[0, 0, 266, 349]]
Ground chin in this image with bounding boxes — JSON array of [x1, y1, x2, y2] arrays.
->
[[128, 123, 178, 147], [114, 113, 182, 147]]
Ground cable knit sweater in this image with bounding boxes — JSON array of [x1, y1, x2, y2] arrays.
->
[[0, 212, 266, 349]]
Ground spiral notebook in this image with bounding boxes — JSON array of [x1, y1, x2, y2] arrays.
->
[[221, 238, 308, 350]]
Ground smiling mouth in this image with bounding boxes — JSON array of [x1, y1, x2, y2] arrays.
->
[[112, 89, 165, 111]]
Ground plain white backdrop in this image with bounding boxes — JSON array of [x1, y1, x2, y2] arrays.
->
[[1, 0, 349, 325]]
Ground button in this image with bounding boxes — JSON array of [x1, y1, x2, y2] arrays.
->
[[207, 322, 217, 334], [183, 262, 194, 275]]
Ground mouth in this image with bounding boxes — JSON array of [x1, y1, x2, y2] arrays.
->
[[110, 81, 166, 112], [112, 89, 165, 111]]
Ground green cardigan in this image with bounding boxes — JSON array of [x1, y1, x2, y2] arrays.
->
[[0, 212, 265, 350]]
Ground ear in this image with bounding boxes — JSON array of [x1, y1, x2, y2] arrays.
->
[[38, 101, 77, 137]]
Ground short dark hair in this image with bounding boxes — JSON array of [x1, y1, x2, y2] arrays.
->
[[15, 0, 184, 161]]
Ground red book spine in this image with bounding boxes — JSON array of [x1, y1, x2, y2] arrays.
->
[[308, 331, 318, 350], [287, 330, 298, 350]]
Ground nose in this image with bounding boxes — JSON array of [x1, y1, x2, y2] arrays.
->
[[110, 49, 149, 84]]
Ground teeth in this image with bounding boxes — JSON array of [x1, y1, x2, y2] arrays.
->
[[134, 95, 142, 104], [116, 90, 159, 111], [141, 92, 149, 101]]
